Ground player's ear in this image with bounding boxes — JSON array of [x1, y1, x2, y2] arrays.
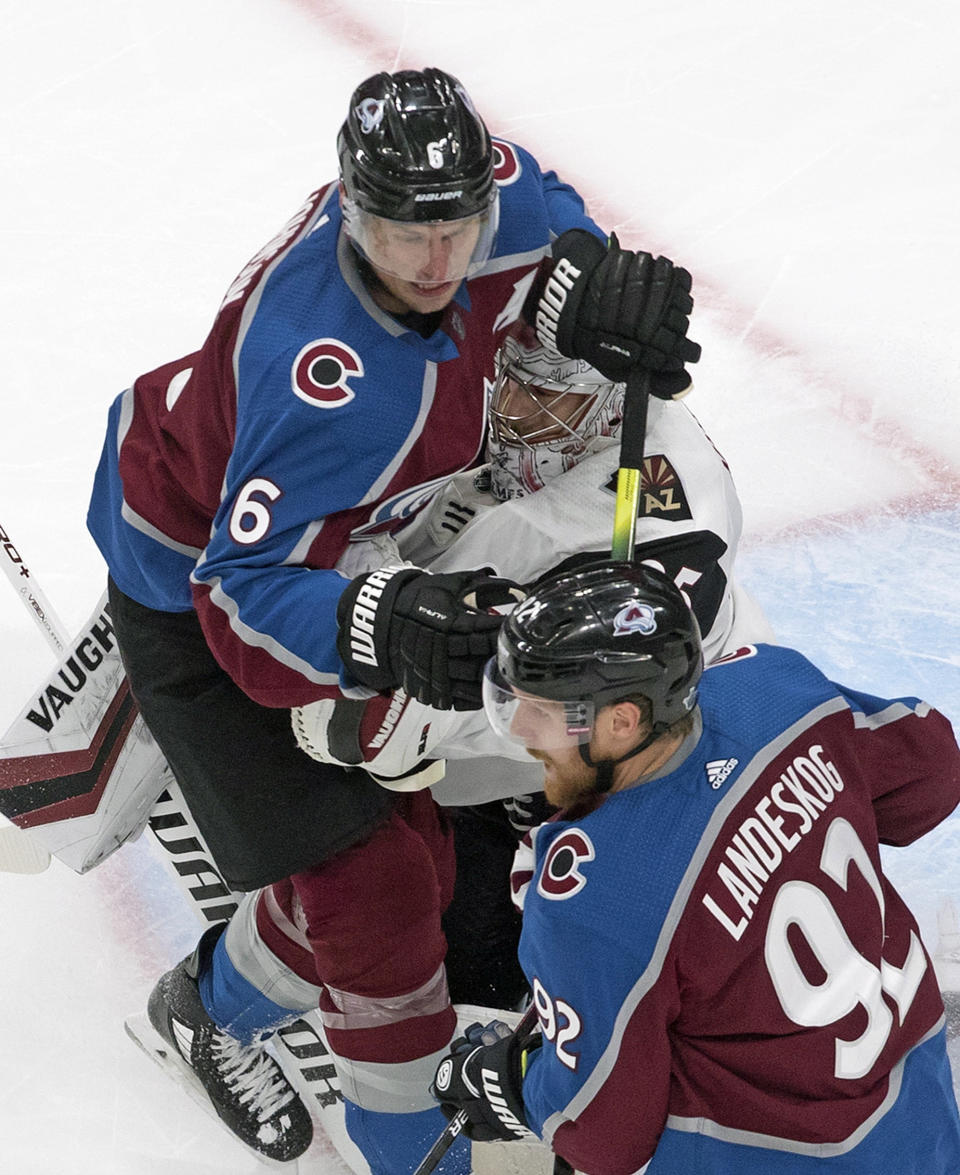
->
[[607, 699, 649, 744]]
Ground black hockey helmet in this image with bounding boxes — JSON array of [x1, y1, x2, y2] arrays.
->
[[338, 68, 495, 223], [484, 562, 703, 754]]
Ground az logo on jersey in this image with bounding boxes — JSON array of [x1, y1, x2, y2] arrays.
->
[[292, 339, 364, 408], [603, 454, 692, 521], [538, 829, 595, 901]]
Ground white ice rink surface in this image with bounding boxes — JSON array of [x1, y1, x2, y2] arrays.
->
[[2, 0, 959, 1170]]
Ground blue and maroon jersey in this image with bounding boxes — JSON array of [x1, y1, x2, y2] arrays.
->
[[513, 644, 960, 1174], [87, 141, 601, 706]]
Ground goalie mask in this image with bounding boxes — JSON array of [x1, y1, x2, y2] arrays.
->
[[486, 333, 624, 502]]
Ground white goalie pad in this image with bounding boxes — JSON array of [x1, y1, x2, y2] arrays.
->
[[0, 590, 168, 873]]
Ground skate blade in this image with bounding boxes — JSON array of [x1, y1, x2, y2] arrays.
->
[[124, 1013, 301, 1171]]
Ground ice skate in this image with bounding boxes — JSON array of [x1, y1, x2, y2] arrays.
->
[[128, 925, 313, 1167]]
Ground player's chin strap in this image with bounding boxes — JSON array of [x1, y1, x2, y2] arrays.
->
[[578, 724, 667, 794]]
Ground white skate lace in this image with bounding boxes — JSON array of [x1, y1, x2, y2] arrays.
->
[[213, 1034, 296, 1123]]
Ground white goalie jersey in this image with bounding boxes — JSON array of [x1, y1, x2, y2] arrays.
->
[[293, 398, 774, 796], [401, 396, 770, 663]]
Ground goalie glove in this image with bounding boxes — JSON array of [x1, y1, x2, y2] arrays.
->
[[431, 1021, 537, 1143], [335, 566, 524, 711], [528, 228, 701, 397]]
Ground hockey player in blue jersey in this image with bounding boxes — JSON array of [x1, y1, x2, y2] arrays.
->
[[89, 68, 702, 1171], [433, 562, 960, 1173]]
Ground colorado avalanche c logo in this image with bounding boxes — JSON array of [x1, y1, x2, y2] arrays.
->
[[292, 339, 363, 408], [491, 139, 521, 186], [537, 830, 595, 901], [613, 601, 657, 637]]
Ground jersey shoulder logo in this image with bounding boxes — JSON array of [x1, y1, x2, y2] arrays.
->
[[491, 139, 521, 186], [292, 339, 363, 408], [603, 453, 692, 521], [706, 757, 739, 789], [165, 367, 193, 412], [351, 472, 452, 538], [538, 828, 596, 901]]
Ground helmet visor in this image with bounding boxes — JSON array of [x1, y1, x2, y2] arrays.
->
[[482, 659, 596, 753], [343, 191, 499, 285]]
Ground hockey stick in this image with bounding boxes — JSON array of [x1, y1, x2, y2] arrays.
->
[[0, 517, 68, 871], [413, 1003, 541, 1175], [610, 368, 652, 562], [0, 516, 67, 655]]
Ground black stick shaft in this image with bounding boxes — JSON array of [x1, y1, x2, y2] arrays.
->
[[412, 1109, 469, 1175]]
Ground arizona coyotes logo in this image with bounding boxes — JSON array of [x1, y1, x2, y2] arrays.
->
[[491, 139, 521, 186], [604, 454, 692, 521], [613, 601, 657, 637], [538, 829, 595, 900], [292, 339, 363, 408]]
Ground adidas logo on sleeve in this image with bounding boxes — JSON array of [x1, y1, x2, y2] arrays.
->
[[706, 758, 739, 790]]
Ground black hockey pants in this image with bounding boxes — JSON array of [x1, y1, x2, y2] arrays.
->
[[107, 578, 394, 891]]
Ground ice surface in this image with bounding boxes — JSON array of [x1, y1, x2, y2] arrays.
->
[[2, 0, 958, 1169]]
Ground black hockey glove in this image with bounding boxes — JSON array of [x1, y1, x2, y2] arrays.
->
[[527, 228, 701, 397], [335, 566, 524, 711], [431, 1021, 537, 1143]]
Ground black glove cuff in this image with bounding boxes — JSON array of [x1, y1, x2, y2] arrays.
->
[[335, 564, 420, 691], [464, 1032, 533, 1140]]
